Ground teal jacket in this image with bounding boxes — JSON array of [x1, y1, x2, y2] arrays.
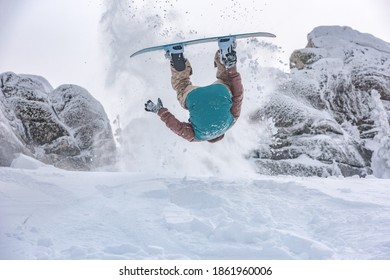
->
[[158, 68, 243, 143], [186, 84, 234, 141]]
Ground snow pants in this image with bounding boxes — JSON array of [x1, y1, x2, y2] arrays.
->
[[171, 51, 232, 109]]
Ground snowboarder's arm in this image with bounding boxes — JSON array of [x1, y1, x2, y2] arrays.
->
[[158, 108, 196, 142], [227, 67, 244, 120]]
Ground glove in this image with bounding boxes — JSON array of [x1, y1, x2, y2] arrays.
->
[[145, 98, 163, 113]]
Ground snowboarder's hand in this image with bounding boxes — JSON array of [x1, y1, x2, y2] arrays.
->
[[145, 98, 163, 113]]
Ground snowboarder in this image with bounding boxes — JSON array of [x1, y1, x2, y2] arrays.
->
[[144, 38, 244, 143]]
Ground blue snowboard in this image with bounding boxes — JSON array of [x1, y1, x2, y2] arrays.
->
[[129, 31, 276, 58]]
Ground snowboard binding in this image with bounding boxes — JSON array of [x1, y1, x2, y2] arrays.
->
[[164, 36, 237, 71], [218, 37, 237, 69], [165, 44, 186, 72]]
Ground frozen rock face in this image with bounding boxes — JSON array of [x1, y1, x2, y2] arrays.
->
[[0, 72, 116, 170], [251, 26, 390, 177]]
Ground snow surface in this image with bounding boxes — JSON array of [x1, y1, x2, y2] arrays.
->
[[1, 155, 390, 260]]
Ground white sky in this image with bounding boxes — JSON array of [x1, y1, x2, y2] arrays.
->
[[1, 0, 389, 115]]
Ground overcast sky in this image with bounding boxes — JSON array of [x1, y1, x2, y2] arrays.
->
[[1, 0, 389, 106]]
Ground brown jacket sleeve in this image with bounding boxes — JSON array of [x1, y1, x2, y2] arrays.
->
[[205, 69, 243, 143], [227, 67, 244, 120], [157, 108, 196, 142]]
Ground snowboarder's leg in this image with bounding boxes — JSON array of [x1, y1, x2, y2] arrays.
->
[[170, 58, 198, 109], [165, 44, 186, 72], [165, 44, 198, 109]]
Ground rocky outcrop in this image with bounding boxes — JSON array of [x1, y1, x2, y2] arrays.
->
[[0, 72, 116, 170], [251, 26, 390, 177]]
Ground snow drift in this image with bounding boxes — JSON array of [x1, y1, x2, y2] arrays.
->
[[1, 155, 390, 259]]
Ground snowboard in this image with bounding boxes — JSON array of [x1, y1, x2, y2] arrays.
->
[[129, 31, 276, 58]]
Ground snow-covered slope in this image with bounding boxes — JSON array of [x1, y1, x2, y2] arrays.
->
[[1, 155, 389, 260]]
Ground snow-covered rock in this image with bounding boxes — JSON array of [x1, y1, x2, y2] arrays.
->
[[251, 26, 390, 177], [0, 72, 116, 170]]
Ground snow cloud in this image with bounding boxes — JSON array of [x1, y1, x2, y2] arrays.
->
[[99, 0, 283, 176]]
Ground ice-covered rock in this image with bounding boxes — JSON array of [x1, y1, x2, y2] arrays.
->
[[251, 26, 390, 177], [0, 72, 116, 170]]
